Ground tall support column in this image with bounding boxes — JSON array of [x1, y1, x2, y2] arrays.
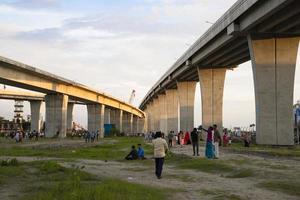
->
[[158, 94, 167, 134], [137, 117, 145, 133], [130, 113, 133, 134], [87, 103, 105, 138], [248, 36, 300, 145], [123, 112, 133, 135], [45, 94, 68, 138], [147, 102, 154, 132], [117, 110, 123, 133], [104, 107, 111, 124], [177, 81, 197, 133], [30, 100, 42, 133], [153, 98, 160, 132], [198, 68, 226, 130], [100, 104, 105, 137], [166, 89, 178, 134], [133, 115, 138, 135], [67, 102, 74, 132]]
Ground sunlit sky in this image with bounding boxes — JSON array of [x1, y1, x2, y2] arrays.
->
[[0, 0, 300, 129]]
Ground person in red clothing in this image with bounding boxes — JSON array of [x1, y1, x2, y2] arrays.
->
[[223, 129, 229, 147], [183, 131, 191, 145]]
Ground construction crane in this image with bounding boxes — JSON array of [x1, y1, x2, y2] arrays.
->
[[128, 90, 136, 104]]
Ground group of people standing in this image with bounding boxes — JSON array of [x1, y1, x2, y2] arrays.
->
[[84, 130, 99, 143], [200, 124, 222, 159], [168, 124, 228, 159]]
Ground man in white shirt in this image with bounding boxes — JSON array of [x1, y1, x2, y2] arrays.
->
[[152, 131, 168, 179]]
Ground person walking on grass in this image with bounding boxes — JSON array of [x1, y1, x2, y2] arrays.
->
[[152, 131, 168, 179], [191, 128, 199, 156]]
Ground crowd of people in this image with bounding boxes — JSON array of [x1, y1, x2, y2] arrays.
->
[[83, 130, 100, 143], [130, 125, 253, 179], [5, 130, 44, 143]]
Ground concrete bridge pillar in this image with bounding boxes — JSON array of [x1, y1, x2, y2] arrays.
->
[[133, 115, 138, 135], [123, 112, 133, 135], [87, 104, 105, 138], [158, 94, 167, 134], [137, 117, 145, 133], [117, 110, 123, 133], [198, 68, 226, 130], [166, 89, 178, 134], [104, 107, 111, 124], [248, 36, 300, 145], [146, 102, 154, 132], [45, 94, 68, 138], [153, 98, 161, 132], [30, 100, 42, 133], [177, 81, 197, 133], [67, 102, 74, 132]]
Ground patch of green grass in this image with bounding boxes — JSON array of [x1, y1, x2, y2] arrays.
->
[[0, 137, 153, 161], [229, 143, 300, 157], [0, 159, 170, 200], [24, 178, 168, 200], [179, 158, 233, 173], [259, 181, 300, 196], [201, 189, 242, 200], [166, 153, 233, 174], [225, 169, 254, 178]]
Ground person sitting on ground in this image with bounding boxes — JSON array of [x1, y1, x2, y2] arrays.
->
[[125, 145, 138, 160], [137, 144, 146, 159]]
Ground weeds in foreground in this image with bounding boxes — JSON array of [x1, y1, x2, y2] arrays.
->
[[259, 181, 300, 196]]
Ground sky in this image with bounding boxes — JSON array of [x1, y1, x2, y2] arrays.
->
[[0, 0, 300, 129]]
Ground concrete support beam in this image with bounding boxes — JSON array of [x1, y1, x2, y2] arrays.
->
[[153, 98, 160, 132], [104, 107, 111, 124], [166, 89, 179, 134], [133, 115, 138, 134], [177, 81, 197, 133], [123, 112, 133, 135], [45, 94, 68, 138], [87, 104, 105, 138], [30, 100, 42, 133], [248, 36, 300, 145], [110, 109, 123, 132], [118, 110, 123, 133], [67, 102, 74, 132], [137, 117, 145, 133], [158, 94, 167, 134], [198, 68, 227, 130], [146, 102, 154, 132]]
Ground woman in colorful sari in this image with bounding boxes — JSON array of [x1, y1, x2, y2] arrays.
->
[[201, 126, 215, 159], [183, 131, 191, 145]]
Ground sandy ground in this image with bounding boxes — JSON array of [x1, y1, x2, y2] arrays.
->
[[1, 140, 299, 200]]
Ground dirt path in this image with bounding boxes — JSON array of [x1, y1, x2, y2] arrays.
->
[[2, 144, 299, 200]]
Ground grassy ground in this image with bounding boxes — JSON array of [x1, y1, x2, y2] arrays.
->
[[0, 137, 153, 161], [227, 142, 300, 157], [165, 152, 255, 178], [0, 159, 168, 200], [1, 137, 300, 199]]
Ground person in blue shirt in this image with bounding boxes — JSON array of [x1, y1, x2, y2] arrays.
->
[[137, 144, 146, 160]]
